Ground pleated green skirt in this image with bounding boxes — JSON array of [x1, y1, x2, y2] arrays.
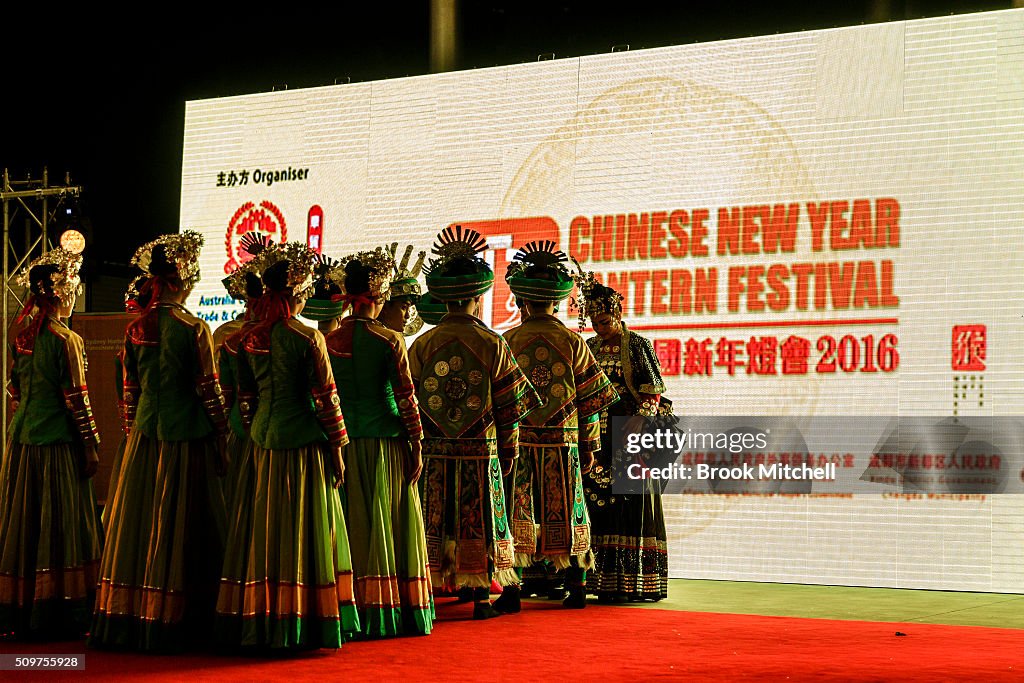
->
[[90, 431, 227, 652], [216, 443, 360, 650], [344, 437, 433, 638], [0, 441, 102, 639], [221, 430, 252, 514]]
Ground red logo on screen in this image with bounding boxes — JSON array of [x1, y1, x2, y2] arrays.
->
[[952, 325, 986, 371], [307, 206, 324, 253], [448, 217, 561, 331], [224, 200, 288, 273]]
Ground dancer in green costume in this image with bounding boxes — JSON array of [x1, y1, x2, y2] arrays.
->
[[215, 241, 360, 650], [302, 252, 349, 334], [499, 242, 619, 611], [91, 231, 230, 652], [212, 233, 271, 512], [410, 226, 541, 620], [325, 247, 434, 637], [377, 242, 426, 336], [0, 248, 102, 639]]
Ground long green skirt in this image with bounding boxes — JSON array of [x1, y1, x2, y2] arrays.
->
[[216, 443, 360, 650], [221, 430, 252, 514], [0, 441, 102, 639], [344, 438, 433, 637], [100, 435, 127, 528], [90, 431, 227, 652]]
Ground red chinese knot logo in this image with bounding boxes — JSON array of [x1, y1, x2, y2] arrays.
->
[[224, 200, 288, 274], [951, 325, 986, 372]]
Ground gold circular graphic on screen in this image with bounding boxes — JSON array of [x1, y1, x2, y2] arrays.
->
[[499, 75, 821, 539]]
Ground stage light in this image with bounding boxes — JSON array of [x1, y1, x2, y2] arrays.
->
[[60, 228, 86, 254]]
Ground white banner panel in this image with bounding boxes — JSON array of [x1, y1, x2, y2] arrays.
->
[[181, 10, 1024, 592]]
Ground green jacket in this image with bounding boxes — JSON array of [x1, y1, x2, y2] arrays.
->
[[236, 318, 348, 450], [325, 316, 422, 440], [214, 318, 247, 439], [122, 304, 228, 441], [8, 317, 100, 446]]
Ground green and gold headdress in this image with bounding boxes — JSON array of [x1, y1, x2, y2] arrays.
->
[[415, 292, 447, 326], [423, 225, 493, 302], [386, 243, 426, 303], [505, 240, 574, 303], [302, 253, 348, 321]]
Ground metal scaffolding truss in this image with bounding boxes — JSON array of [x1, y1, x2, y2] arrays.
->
[[2, 168, 82, 451]]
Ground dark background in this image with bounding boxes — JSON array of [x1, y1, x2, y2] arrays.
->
[[1, 1, 1011, 307]]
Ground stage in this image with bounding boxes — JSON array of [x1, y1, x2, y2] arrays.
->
[[3, 579, 1022, 681]]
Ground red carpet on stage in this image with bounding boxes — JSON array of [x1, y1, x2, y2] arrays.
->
[[2, 599, 1022, 681]]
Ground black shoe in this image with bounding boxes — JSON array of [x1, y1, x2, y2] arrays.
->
[[456, 586, 474, 603], [492, 585, 521, 614], [473, 602, 503, 620], [562, 588, 587, 609], [546, 584, 566, 600]]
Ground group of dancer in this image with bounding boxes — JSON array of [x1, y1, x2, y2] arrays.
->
[[0, 224, 669, 652]]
